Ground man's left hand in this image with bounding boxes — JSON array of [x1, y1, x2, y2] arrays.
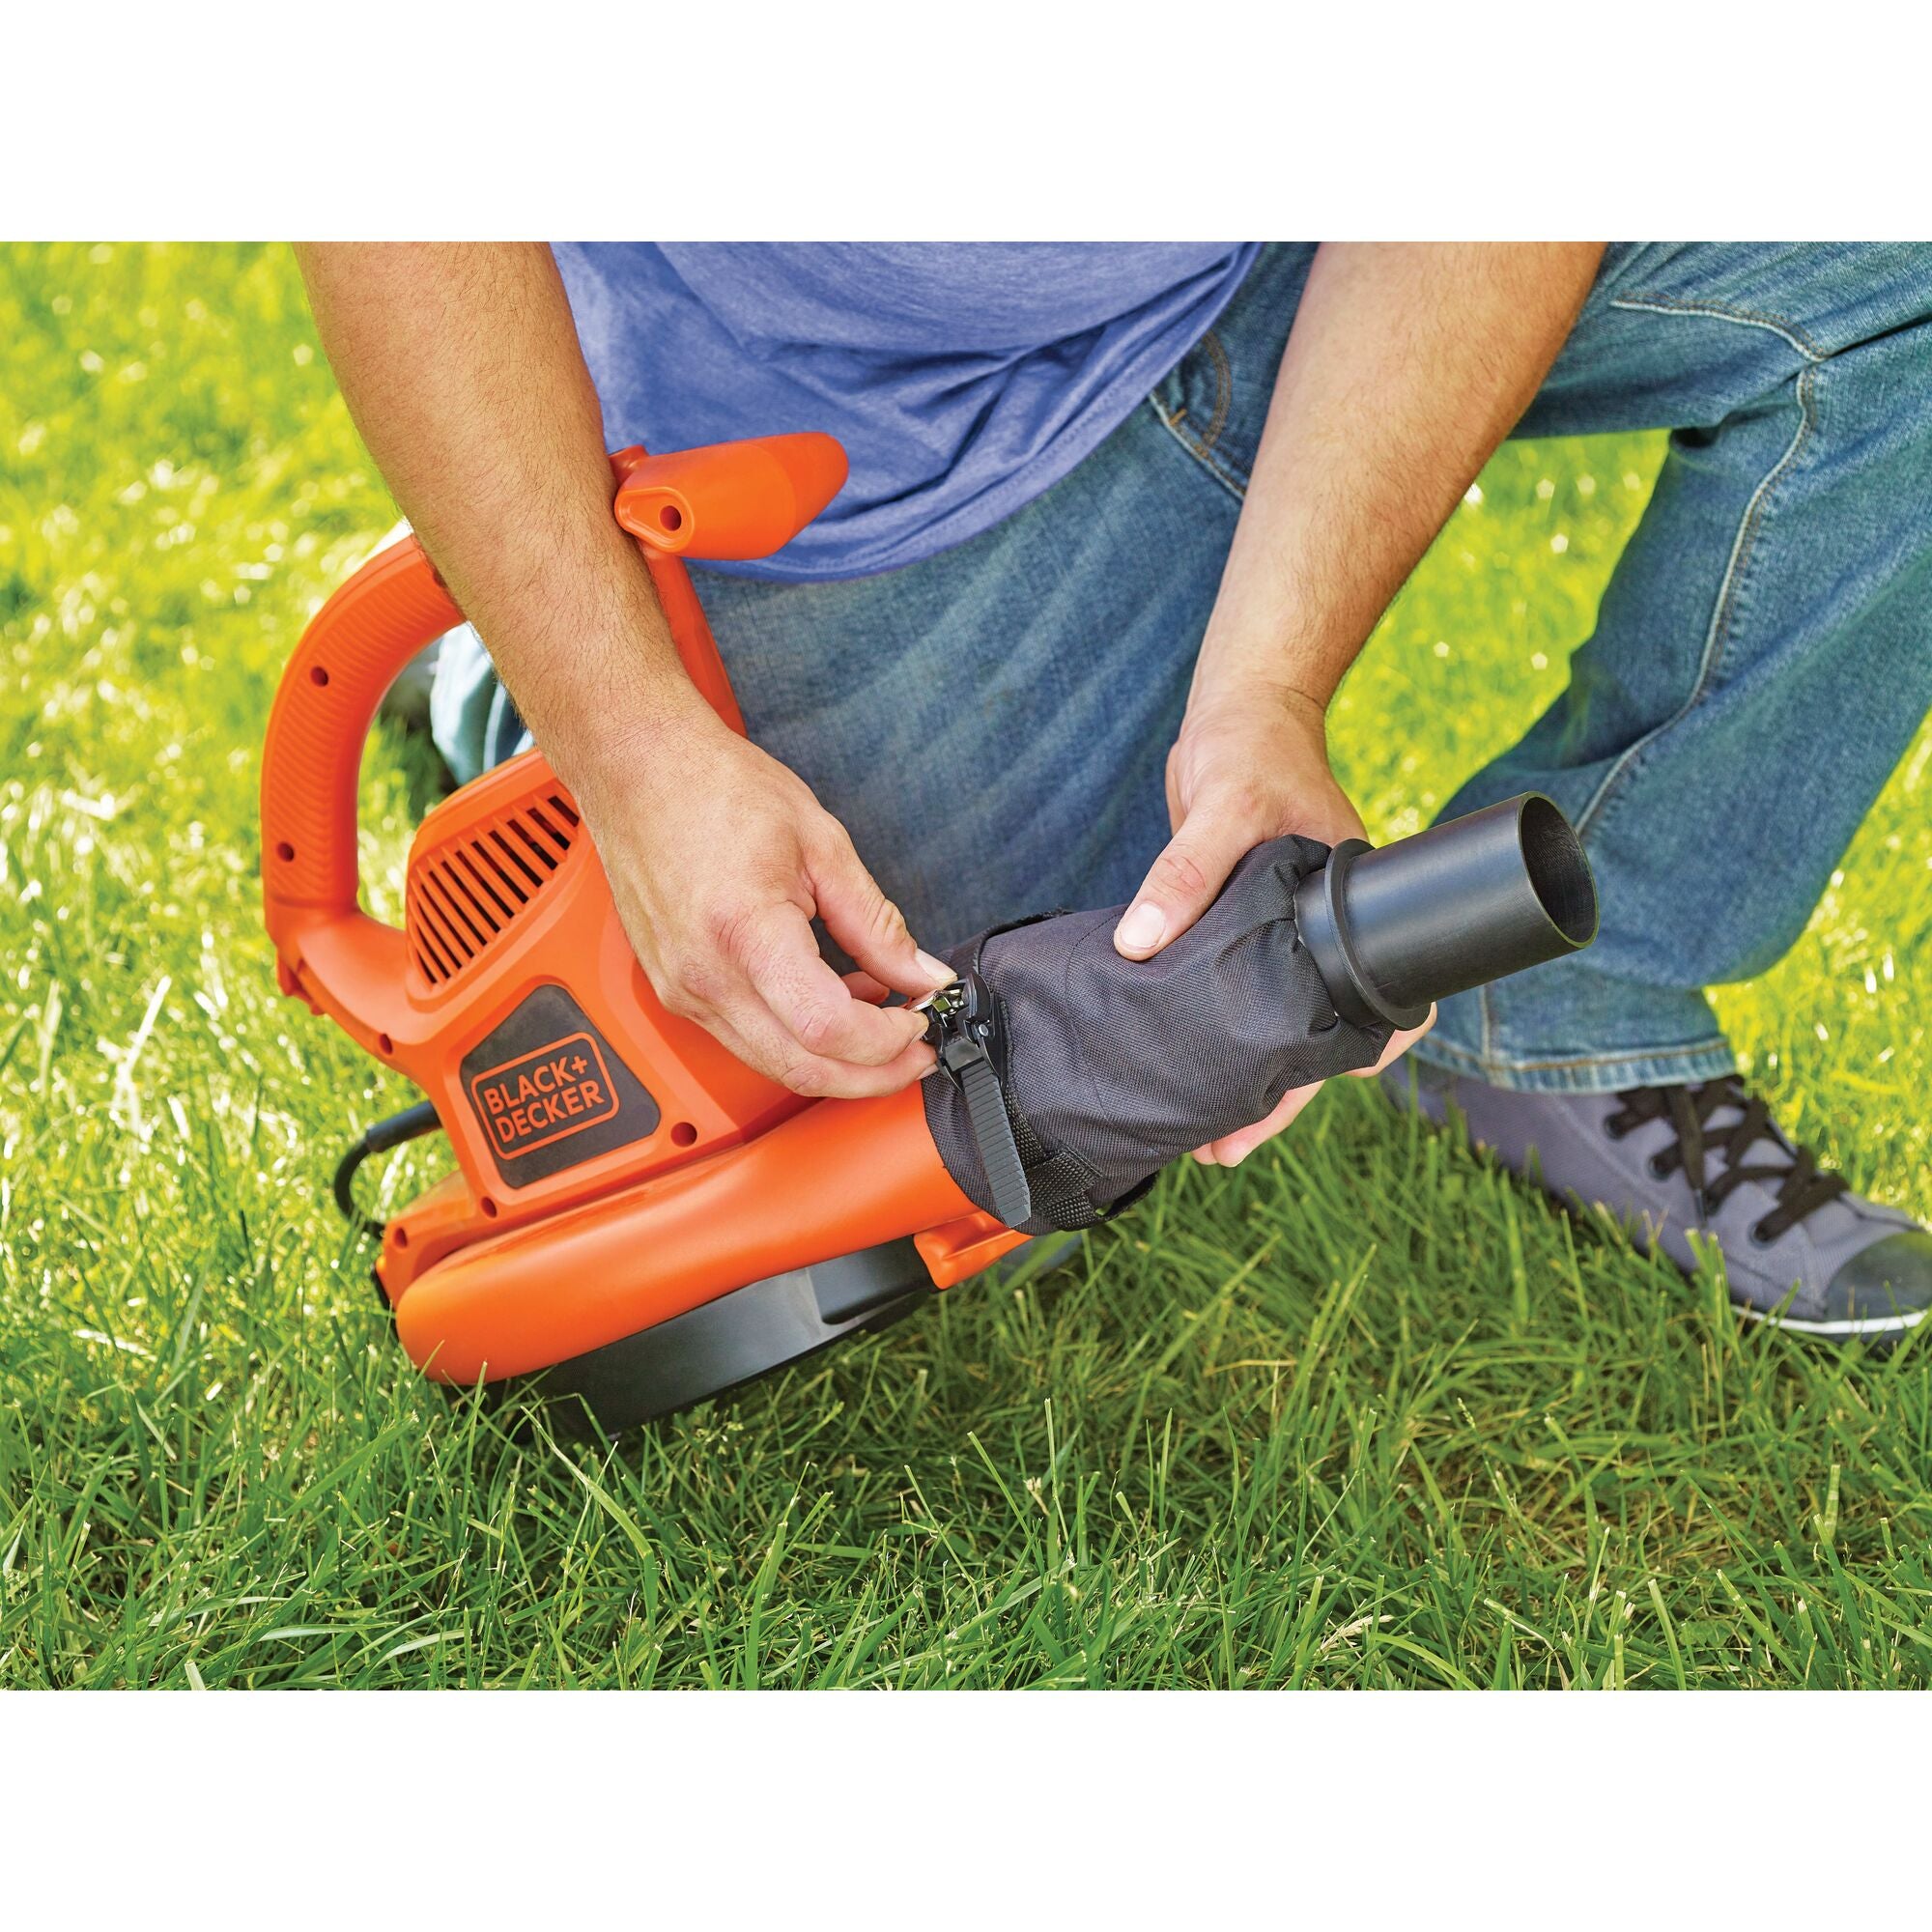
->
[[1113, 683, 1432, 1164], [1117, 683, 1365, 964]]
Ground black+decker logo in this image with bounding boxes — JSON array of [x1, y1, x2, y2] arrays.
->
[[459, 987, 658, 1185], [469, 1033, 619, 1158]]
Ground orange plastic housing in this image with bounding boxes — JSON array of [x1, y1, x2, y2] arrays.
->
[[262, 436, 1023, 1385]]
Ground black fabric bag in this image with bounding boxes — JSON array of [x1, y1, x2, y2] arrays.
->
[[923, 834, 1393, 1235]]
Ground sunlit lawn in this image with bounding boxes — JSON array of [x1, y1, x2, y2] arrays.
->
[[3, 242, 1928, 1687]]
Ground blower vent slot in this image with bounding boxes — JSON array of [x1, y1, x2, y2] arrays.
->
[[407, 790, 581, 986]]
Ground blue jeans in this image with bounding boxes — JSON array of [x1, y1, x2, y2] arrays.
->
[[432, 243, 1932, 1095]]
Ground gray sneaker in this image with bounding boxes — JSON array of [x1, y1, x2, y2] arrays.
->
[[1383, 1063, 1932, 1338]]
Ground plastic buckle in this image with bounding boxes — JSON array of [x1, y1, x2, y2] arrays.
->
[[921, 970, 1032, 1229]]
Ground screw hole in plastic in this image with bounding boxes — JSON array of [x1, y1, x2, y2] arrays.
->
[[670, 1121, 697, 1148], [309, 665, 329, 687], [480, 1196, 497, 1219], [275, 840, 296, 863], [391, 1225, 409, 1250], [377, 1033, 393, 1056], [659, 505, 683, 532]]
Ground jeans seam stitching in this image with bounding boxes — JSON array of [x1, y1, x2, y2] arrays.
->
[[1194, 331, 1233, 455], [1607, 293, 1827, 363], [1570, 360, 1817, 845], [1421, 1033, 1734, 1075], [1148, 394, 1249, 501], [1145, 333, 1249, 502]]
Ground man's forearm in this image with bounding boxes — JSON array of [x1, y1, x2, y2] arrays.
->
[[1193, 242, 1604, 711], [294, 242, 711, 780]]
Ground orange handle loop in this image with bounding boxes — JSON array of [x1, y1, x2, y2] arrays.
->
[[261, 435, 847, 1037], [264, 536, 461, 919]]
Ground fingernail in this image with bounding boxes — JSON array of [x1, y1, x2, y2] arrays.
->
[[1116, 902, 1165, 955], [915, 949, 955, 989]]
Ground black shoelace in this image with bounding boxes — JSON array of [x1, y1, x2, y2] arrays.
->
[[1605, 1076, 1848, 1242]]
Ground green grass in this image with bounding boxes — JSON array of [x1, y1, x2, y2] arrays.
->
[[3, 242, 1929, 1690]]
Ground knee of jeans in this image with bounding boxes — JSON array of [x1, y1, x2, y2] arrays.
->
[[428, 622, 502, 785]]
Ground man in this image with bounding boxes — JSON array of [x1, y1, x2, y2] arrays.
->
[[297, 242, 1932, 1337]]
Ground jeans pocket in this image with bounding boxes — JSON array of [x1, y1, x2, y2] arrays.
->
[[1147, 242, 1314, 499], [1149, 327, 1250, 499]]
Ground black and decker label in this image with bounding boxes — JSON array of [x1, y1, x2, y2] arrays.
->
[[460, 985, 659, 1185], [471, 1034, 618, 1156]]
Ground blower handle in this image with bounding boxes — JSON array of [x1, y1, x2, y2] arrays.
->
[[261, 435, 848, 1029], [262, 536, 465, 921]]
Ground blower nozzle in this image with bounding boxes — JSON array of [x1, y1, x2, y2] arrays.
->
[[1295, 792, 1598, 1032]]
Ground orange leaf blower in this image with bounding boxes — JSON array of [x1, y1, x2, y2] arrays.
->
[[264, 434, 1599, 1428]]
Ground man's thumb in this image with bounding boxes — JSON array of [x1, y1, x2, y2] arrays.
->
[[812, 834, 953, 997], [1114, 819, 1242, 960]]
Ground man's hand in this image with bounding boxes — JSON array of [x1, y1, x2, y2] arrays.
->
[[1114, 682, 1363, 962], [1115, 685, 1432, 1164], [579, 711, 953, 1098]]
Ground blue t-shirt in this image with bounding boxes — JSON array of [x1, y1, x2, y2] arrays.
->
[[552, 243, 1260, 582]]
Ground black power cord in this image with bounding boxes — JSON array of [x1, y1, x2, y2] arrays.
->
[[333, 1100, 443, 1243]]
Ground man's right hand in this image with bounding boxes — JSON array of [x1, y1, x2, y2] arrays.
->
[[575, 711, 954, 1098]]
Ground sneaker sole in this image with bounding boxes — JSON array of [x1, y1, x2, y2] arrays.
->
[[1731, 1300, 1927, 1340]]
